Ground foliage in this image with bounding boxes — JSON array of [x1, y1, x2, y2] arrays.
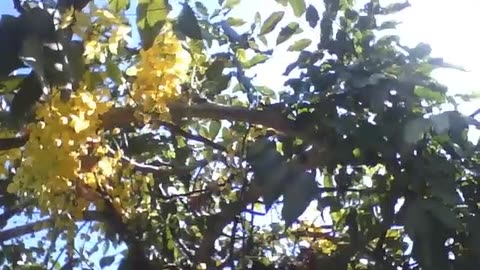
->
[[0, 0, 478, 269]]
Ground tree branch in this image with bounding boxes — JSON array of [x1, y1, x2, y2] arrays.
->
[[0, 136, 28, 151], [168, 102, 297, 135], [12, 0, 24, 14], [158, 121, 227, 152], [194, 185, 263, 265], [1, 102, 296, 151], [0, 218, 54, 242]]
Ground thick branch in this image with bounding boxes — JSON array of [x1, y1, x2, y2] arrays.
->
[[168, 102, 297, 135], [0, 210, 109, 243], [0, 218, 54, 242], [0, 136, 28, 151], [1, 102, 297, 151], [12, 0, 23, 13], [158, 121, 227, 152]]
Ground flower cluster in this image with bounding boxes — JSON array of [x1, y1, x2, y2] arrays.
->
[[128, 27, 190, 120], [4, 27, 189, 227], [7, 86, 113, 220]]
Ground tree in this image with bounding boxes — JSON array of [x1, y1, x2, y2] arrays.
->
[[0, 0, 478, 269]]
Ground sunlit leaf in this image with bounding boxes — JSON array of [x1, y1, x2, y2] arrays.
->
[[109, 0, 130, 13], [256, 86, 277, 99], [227, 17, 247, 26], [287, 38, 311, 51], [224, 0, 241, 9], [243, 54, 268, 68], [209, 120, 222, 138], [276, 22, 299, 45], [259, 11, 285, 35], [136, 0, 169, 49], [288, 0, 306, 17]]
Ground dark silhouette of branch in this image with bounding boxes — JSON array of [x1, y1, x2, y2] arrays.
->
[[0, 136, 28, 151], [12, 0, 24, 14], [168, 102, 297, 135], [0, 218, 54, 242], [470, 108, 480, 118], [158, 121, 227, 152]]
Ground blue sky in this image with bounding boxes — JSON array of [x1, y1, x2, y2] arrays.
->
[[0, 0, 479, 268]]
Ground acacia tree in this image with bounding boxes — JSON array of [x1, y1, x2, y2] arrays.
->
[[0, 0, 479, 269]]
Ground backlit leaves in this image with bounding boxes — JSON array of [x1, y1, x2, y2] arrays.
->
[[136, 0, 169, 49], [109, 0, 130, 13], [224, 0, 241, 9], [287, 38, 311, 51], [288, 0, 306, 17], [276, 22, 300, 45], [259, 11, 285, 35]]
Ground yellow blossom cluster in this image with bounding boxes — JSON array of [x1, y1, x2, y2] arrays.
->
[[3, 25, 189, 227], [7, 85, 114, 220], [127, 27, 191, 121]]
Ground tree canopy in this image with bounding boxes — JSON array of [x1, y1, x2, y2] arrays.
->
[[0, 0, 479, 269]]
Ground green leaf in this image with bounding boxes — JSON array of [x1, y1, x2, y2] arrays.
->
[[287, 38, 311, 51], [263, 164, 290, 209], [256, 86, 277, 99], [414, 86, 444, 102], [275, 0, 288, 6], [0, 75, 26, 94], [177, 2, 202, 40], [99, 255, 116, 267], [430, 112, 451, 134], [224, 0, 241, 9], [254, 12, 261, 25], [380, 1, 411, 15], [424, 199, 462, 230], [276, 22, 299, 45], [282, 172, 317, 227], [403, 118, 432, 144], [19, 36, 49, 96], [259, 11, 285, 35], [317, 196, 342, 212], [288, 0, 306, 17], [410, 43, 432, 59], [209, 120, 222, 139], [243, 54, 269, 68], [227, 17, 247, 27], [109, 0, 130, 13], [379, 20, 401, 30], [404, 200, 430, 237], [206, 59, 226, 81], [305, 5, 319, 28], [106, 59, 122, 84], [136, 0, 169, 49], [258, 35, 268, 46], [194, 2, 209, 17]]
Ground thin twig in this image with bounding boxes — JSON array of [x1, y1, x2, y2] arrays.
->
[[158, 121, 227, 152]]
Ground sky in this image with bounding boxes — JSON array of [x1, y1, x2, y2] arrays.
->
[[0, 0, 479, 268]]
